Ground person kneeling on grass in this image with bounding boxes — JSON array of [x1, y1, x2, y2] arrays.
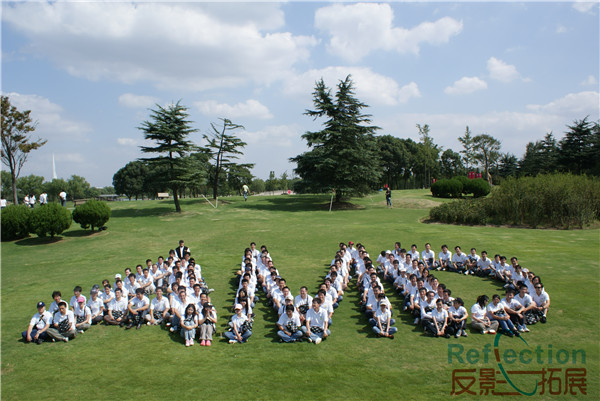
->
[[470, 295, 498, 335], [181, 304, 199, 347], [225, 304, 252, 344], [74, 296, 92, 334], [432, 299, 450, 338], [487, 294, 520, 337], [277, 304, 303, 343], [47, 301, 77, 343], [302, 298, 330, 344], [23, 301, 52, 344], [372, 300, 396, 339]]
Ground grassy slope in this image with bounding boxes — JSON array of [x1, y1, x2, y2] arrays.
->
[[1, 191, 598, 400]]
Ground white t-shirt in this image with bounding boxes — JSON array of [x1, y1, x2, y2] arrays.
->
[[532, 291, 550, 307], [420, 299, 436, 319], [129, 295, 150, 310], [432, 308, 448, 323], [70, 295, 87, 310], [151, 297, 170, 313], [452, 252, 468, 264], [421, 250, 435, 261], [295, 294, 313, 310], [449, 305, 467, 320], [100, 290, 115, 305], [500, 297, 522, 311], [306, 307, 328, 329], [470, 303, 486, 320], [87, 297, 104, 316], [230, 314, 248, 332], [73, 305, 92, 323], [30, 311, 52, 330], [277, 312, 301, 330], [52, 310, 76, 331], [439, 250, 452, 262], [514, 293, 533, 308], [408, 250, 420, 260], [486, 302, 504, 319], [48, 300, 69, 314], [375, 307, 392, 324], [477, 258, 493, 269], [108, 297, 128, 313]]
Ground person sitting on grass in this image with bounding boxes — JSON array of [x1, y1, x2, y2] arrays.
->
[[402, 274, 418, 311], [451, 246, 468, 274], [22, 301, 52, 344], [170, 287, 192, 333], [126, 288, 149, 330], [495, 256, 511, 284], [448, 298, 468, 338], [393, 268, 408, 295], [277, 304, 303, 343], [420, 290, 437, 334], [179, 303, 198, 347], [531, 282, 550, 324], [372, 300, 396, 339], [465, 248, 480, 275], [475, 251, 494, 277], [302, 298, 330, 345], [104, 288, 129, 327], [48, 291, 68, 315], [74, 296, 92, 334], [421, 243, 436, 270], [198, 302, 217, 346], [487, 294, 520, 337], [100, 284, 115, 312], [501, 289, 527, 333], [47, 301, 77, 343], [432, 299, 450, 338], [514, 285, 534, 330], [438, 245, 452, 271], [470, 295, 498, 335], [70, 286, 86, 310], [147, 287, 170, 326], [139, 268, 155, 295], [87, 288, 105, 324], [225, 304, 252, 344], [295, 286, 313, 324]]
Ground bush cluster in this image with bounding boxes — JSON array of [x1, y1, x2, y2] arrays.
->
[[1, 204, 32, 241], [431, 177, 490, 198], [72, 199, 111, 231], [29, 203, 72, 237], [429, 173, 600, 229]]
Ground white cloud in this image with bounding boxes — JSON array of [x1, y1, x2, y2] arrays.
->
[[487, 57, 524, 83], [116, 138, 139, 146], [580, 75, 598, 86], [2, 2, 316, 91], [241, 124, 300, 147], [55, 152, 85, 164], [2, 92, 90, 141], [194, 99, 273, 120], [284, 67, 421, 106], [526, 91, 599, 116], [556, 24, 568, 34], [315, 3, 462, 62], [118, 93, 158, 109], [572, 1, 597, 13], [444, 77, 488, 95]]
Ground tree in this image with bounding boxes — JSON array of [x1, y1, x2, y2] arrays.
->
[[1, 95, 47, 205], [1, 170, 13, 201], [458, 126, 476, 171], [29, 203, 72, 238], [265, 171, 278, 192], [416, 124, 441, 188], [291, 76, 381, 202], [439, 149, 465, 179], [519, 133, 558, 176], [67, 175, 92, 200], [251, 178, 266, 193], [43, 178, 68, 203], [113, 161, 149, 200], [497, 153, 519, 178], [203, 118, 253, 199], [473, 134, 501, 181], [139, 101, 197, 212], [72, 199, 111, 231], [376, 135, 412, 189], [557, 117, 599, 175], [16, 174, 45, 200]]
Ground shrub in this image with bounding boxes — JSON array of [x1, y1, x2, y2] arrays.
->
[[431, 179, 463, 198], [466, 179, 491, 198], [429, 173, 600, 229], [1, 204, 31, 241], [29, 203, 72, 237], [72, 199, 111, 231]]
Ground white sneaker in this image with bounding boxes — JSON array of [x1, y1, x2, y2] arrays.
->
[[314, 337, 322, 345], [413, 318, 419, 325], [463, 271, 468, 275], [77, 330, 84, 334], [63, 337, 69, 343], [488, 330, 496, 334], [524, 327, 530, 332], [169, 327, 175, 333], [229, 339, 237, 344], [147, 322, 151, 326], [208, 288, 215, 293]]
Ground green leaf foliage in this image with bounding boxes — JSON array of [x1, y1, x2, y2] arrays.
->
[[1, 204, 31, 241], [72, 199, 111, 231], [29, 203, 72, 237]]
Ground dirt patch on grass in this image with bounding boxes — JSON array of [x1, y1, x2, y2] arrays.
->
[[390, 198, 440, 209], [321, 201, 365, 210]]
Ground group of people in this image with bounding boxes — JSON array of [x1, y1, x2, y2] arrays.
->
[[23, 240, 218, 347], [377, 242, 550, 338], [23, 239, 552, 346]]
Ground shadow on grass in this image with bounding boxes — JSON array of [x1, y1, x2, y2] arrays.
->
[[234, 195, 336, 213], [110, 207, 175, 218], [63, 229, 98, 238], [14, 236, 64, 246]]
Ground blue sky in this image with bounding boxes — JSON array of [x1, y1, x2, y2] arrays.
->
[[2, 1, 598, 187]]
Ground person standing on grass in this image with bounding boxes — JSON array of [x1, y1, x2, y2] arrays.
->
[[47, 301, 77, 342], [22, 301, 52, 344], [302, 298, 330, 344], [470, 295, 498, 334], [59, 190, 67, 207], [385, 187, 392, 208], [242, 184, 250, 201]]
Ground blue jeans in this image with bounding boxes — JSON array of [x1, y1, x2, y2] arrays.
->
[[496, 318, 516, 332], [277, 330, 303, 342], [224, 330, 252, 343], [373, 325, 397, 335], [22, 329, 49, 342], [181, 328, 196, 340], [301, 326, 330, 342]]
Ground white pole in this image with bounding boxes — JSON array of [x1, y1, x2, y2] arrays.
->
[[201, 194, 217, 209], [329, 191, 334, 212]]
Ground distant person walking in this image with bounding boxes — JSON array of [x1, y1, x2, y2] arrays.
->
[[242, 184, 250, 201], [385, 187, 392, 209], [39, 192, 48, 205], [59, 190, 67, 207]]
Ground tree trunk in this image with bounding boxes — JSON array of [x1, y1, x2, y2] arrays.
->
[[213, 170, 219, 200], [11, 169, 18, 205], [173, 189, 181, 212], [335, 190, 342, 203]]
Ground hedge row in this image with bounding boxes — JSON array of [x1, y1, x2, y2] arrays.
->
[[429, 173, 600, 229], [431, 177, 490, 198], [1, 199, 111, 241]]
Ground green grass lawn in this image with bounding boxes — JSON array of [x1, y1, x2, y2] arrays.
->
[[2, 190, 598, 400]]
